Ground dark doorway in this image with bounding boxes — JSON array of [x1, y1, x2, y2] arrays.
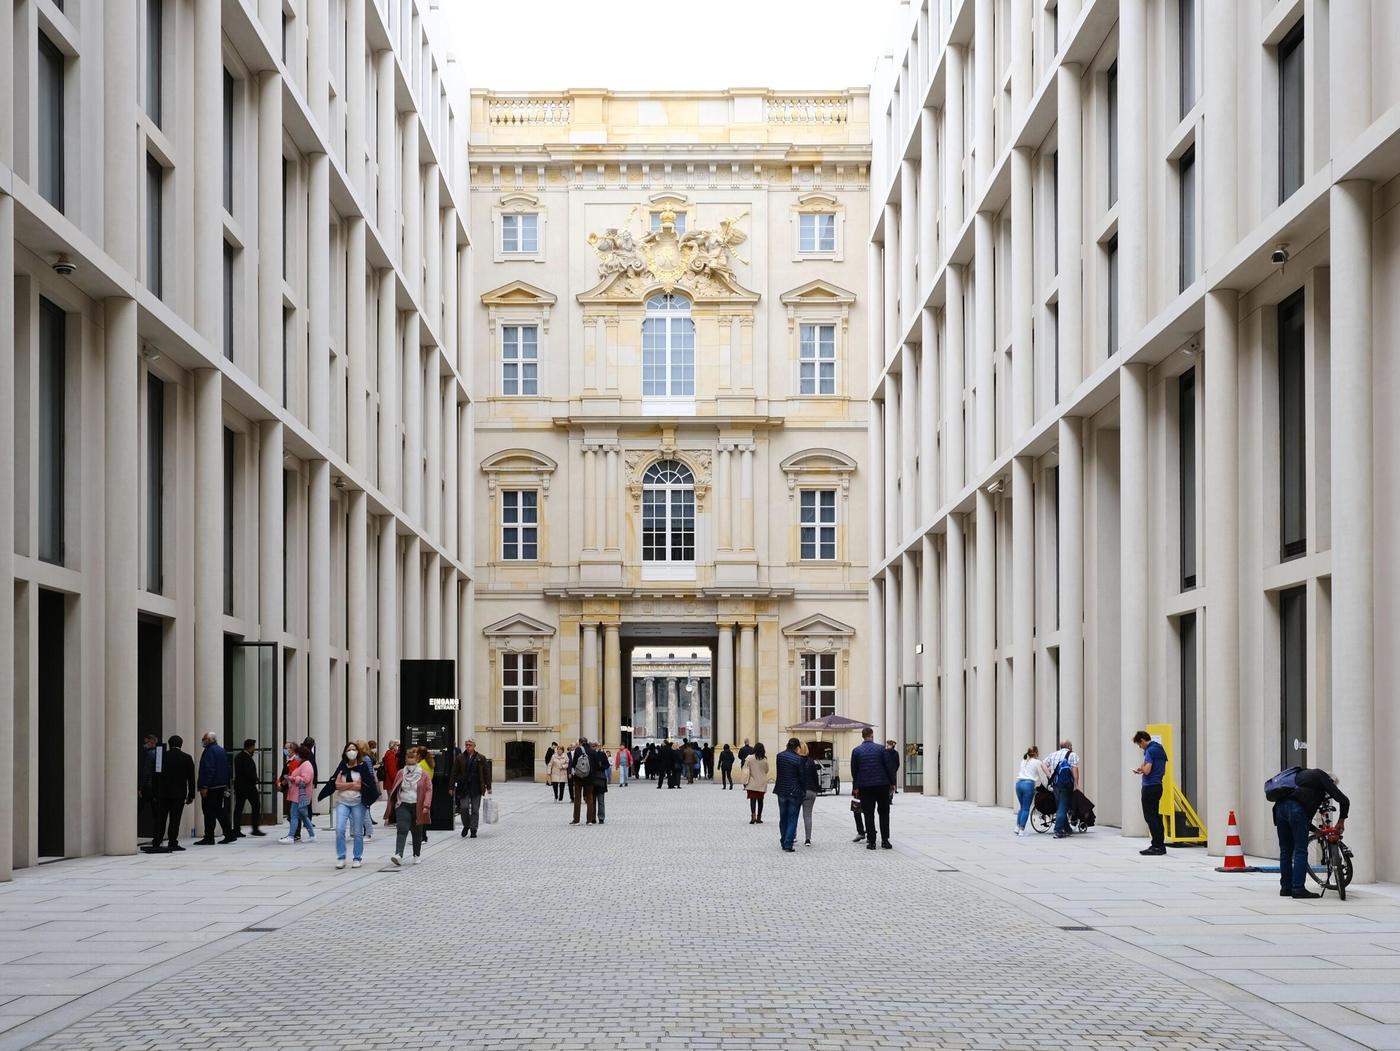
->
[[504, 740, 536, 781], [805, 740, 834, 760], [37, 588, 65, 858], [137, 616, 164, 838]]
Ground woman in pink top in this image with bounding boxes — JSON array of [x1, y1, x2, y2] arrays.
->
[[278, 744, 315, 843], [614, 744, 631, 787]]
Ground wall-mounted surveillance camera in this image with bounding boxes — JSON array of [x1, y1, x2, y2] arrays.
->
[[1271, 244, 1290, 266], [52, 254, 75, 276]]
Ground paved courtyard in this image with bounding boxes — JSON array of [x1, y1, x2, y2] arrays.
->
[[0, 780, 1394, 1049]]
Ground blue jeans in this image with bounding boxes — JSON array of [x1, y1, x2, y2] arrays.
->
[[1054, 783, 1072, 835], [1275, 798, 1311, 892], [617, 765, 628, 786], [289, 800, 314, 839], [335, 801, 364, 861], [777, 795, 802, 849], [1015, 779, 1036, 830]]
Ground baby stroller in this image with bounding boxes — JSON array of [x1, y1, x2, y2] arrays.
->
[[1030, 785, 1096, 834]]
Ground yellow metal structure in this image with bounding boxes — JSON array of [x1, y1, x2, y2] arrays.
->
[[1146, 723, 1207, 846]]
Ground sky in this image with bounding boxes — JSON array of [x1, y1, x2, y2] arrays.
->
[[441, 0, 899, 94]]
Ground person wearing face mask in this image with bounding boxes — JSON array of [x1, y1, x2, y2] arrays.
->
[[278, 744, 315, 843], [330, 741, 372, 869], [387, 746, 433, 865]]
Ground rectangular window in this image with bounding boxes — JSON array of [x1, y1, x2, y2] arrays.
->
[[1178, 146, 1196, 291], [800, 652, 837, 721], [501, 324, 539, 396], [501, 652, 538, 723], [1278, 289, 1306, 559], [1178, 611, 1198, 811], [146, 155, 163, 298], [37, 32, 65, 211], [1106, 235, 1119, 357], [1280, 585, 1307, 768], [1106, 61, 1118, 207], [642, 312, 696, 397], [798, 323, 837, 394], [1178, 0, 1196, 118], [145, 374, 165, 593], [222, 242, 235, 360], [799, 489, 837, 561], [501, 490, 539, 561], [1178, 369, 1196, 589], [146, 0, 163, 125], [799, 212, 837, 252], [1278, 21, 1305, 203], [651, 211, 686, 234], [501, 213, 539, 253], [38, 298, 66, 566], [222, 69, 235, 213], [223, 428, 235, 616]]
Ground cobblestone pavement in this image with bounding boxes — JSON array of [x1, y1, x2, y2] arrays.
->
[[0, 782, 1336, 1050]]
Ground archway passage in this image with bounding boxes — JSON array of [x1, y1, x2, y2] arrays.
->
[[503, 740, 536, 781]]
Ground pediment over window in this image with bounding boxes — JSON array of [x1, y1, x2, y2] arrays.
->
[[480, 280, 557, 308], [482, 448, 558, 495], [782, 614, 856, 656], [782, 613, 855, 638], [779, 279, 857, 307], [796, 191, 840, 210], [499, 191, 540, 208], [577, 268, 759, 306], [482, 612, 556, 638], [781, 448, 855, 498]]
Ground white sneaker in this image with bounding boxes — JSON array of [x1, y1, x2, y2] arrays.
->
[[391, 854, 402, 866], [351, 859, 362, 868], [335, 859, 346, 869], [413, 855, 422, 865], [277, 836, 294, 844]]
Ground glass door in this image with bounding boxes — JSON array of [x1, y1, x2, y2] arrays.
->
[[902, 684, 923, 791], [230, 641, 279, 821]]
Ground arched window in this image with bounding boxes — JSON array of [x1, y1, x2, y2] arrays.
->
[[642, 460, 695, 563], [642, 293, 695, 398]]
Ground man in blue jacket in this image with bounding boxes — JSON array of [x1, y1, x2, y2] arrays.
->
[[774, 738, 806, 852], [196, 732, 236, 845], [851, 727, 896, 850]]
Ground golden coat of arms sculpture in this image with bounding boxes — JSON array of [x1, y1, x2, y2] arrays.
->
[[587, 209, 749, 294]]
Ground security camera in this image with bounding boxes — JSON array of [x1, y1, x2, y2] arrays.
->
[[52, 254, 75, 276], [1270, 244, 1290, 266]]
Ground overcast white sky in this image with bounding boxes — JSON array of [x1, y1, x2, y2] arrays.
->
[[442, 0, 899, 94]]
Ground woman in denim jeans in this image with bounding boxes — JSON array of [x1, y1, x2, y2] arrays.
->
[[1014, 745, 1047, 836], [279, 744, 315, 843], [330, 742, 369, 869]]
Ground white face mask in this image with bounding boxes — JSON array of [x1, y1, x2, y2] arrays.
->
[[346, 750, 358, 762]]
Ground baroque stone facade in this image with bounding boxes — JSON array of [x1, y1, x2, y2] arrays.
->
[[466, 89, 874, 776]]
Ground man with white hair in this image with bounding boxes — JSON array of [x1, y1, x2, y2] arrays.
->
[[196, 731, 236, 845], [1044, 739, 1081, 840]]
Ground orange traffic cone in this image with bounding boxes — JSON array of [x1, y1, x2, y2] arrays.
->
[[1214, 810, 1257, 873]]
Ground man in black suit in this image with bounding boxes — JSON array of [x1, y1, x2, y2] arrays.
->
[[138, 733, 163, 844], [232, 739, 265, 837], [146, 735, 196, 853]]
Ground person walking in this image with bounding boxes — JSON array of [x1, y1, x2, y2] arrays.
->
[[452, 738, 491, 838], [774, 739, 805, 852], [1131, 731, 1168, 855], [330, 741, 373, 869], [1271, 767, 1350, 899], [655, 741, 674, 791], [145, 735, 195, 853], [745, 743, 769, 824], [1014, 745, 1048, 836], [1044, 739, 1081, 839], [278, 744, 316, 843], [737, 738, 754, 768], [885, 739, 902, 795], [682, 741, 697, 785], [381, 740, 401, 797], [851, 727, 895, 850], [548, 744, 570, 801], [593, 747, 610, 825], [702, 743, 714, 781], [387, 746, 432, 865], [569, 738, 598, 825], [196, 733, 236, 845], [798, 743, 819, 846], [614, 743, 631, 787], [138, 733, 163, 844], [718, 744, 735, 789], [232, 739, 265, 838]]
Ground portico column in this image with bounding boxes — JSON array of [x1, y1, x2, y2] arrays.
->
[[918, 111, 937, 290], [868, 578, 884, 730], [424, 553, 441, 658], [581, 623, 599, 742], [974, 214, 995, 468], [666, 676, 679, 742], [944, 513, 966, 801], [1118, 0, 1148, 343], [103, 297, 139, 854], [1010, 146, 1033, 436], [1119, 363, 1149, 835], [378, 517, 398, 742], [1330, 179, 1375, 882], [193, 370, 224, 760], [644, 677, 656, 739], [401, 112, 421, 298], [404, 334, 423, 524], [944, 46, 964, 236], [883, 203, 899, 352], [307, 154, 330, 439], [347, 490, 368, 734], [739, 445, 755, 552], [900, 352, 917, 538], [258, 72, 283, 392], [375, 52, 395, 244], [1058, 417, 1084, 749], [736, 624, 757, 744], [974, 489, 996, 805], [1011, 456, 1034, 773], [1056, 65, 1084, 392], [717, 447, 732, 550], [402, 537, 422, 660], [900, 161, 917, 324], [582, 445, 597, 552], [308, 461, 331, 755], [458, 579, 474, 734], [716, 624, 735, 746], [603, 625, 621, 747], [883, 375, 900, 551], [377, 271, 398, 503], [425, 367, 441, 535], [193, 0, 221, 345], [919, 310, 937, 521], [605, 446, 619, 551], [884, 568, 900, 742], [944, 264, 965, 498], [920, 534, 940, 796]]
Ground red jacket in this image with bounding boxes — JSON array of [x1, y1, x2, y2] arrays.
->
[[382, 749, 400, 789], [385, 767, 432, 825]]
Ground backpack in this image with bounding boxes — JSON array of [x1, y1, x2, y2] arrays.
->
[[573, 750, 592, 780], [1051, 752, 1075, 789], [1265, 766, 1302, 802]]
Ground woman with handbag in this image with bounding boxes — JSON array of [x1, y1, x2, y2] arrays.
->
[[745, 743, 769, 824], [386, 746, 433, 865], [798, 742, 820, 846]]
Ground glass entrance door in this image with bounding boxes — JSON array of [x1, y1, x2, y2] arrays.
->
[[229, 641, 279, 821], [902, 684, 923, 791]]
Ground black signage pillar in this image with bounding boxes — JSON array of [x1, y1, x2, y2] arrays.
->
[[400, 659, 457, 831]]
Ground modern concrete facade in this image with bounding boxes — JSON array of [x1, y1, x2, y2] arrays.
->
[[869, 0, 1400, 878], [466, 90, 874, 780], [0, 0, 471, 876]]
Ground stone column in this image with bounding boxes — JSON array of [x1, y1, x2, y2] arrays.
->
[[883, 203, 899, 354], [378, 518, 398, 743], [307, 154, 330, 439], [193, 0, 221, 345], [729, 444, 743, 552], [603, 624, 621, 747], [402, 537, 422, 660], [1056, 65, 1083, 392], [347, 490, 368, 734], [900, 551, 918, 763], [666, 677, 680, 741], [459, 579, 474, 736], [644, 677, 656, 739], [1058, 418, 1084, 750], [883, 375, 900, 551], [376, 52, 395, 241], [423, 165, 441, 319], [605, 446, 620, 551], [900, 352, 917, 538], [1119, 363, 1149, 834], [403, 332, 422, 523], [347, 220, 368, 472], [884, 568, 900, 743], [259, 73, 283, 396], [974, 214, 995, 469], [193, 370, 224, 761], [1118, 0, 1148, 343], [868, 578, 885, 729], [717, 447, 732, 550], [308, 461, 331, 755], [103, 0, 138, 267], [425, 365, 441, 537], [104, 298, 139, 854], [1330, 179, 1375, 881], [944, 45, 964, 236], [716, 624, 735, 746], [974, 489, 996, 805], [920, 534, 940, 796], [377, 270, 398, 501], [919, 111, 937, 288], [444, 389, 458, 560], [1011, 456, 1034, 768], [944, 265, 965, 497], [919, 310, 937, 521], [739, 445, 755, 552], [306, 0, 328, 127], [259, 422, 283, 640], [974, 0, 993, 186], [582, 445, 597, 552], [581, 623, 599, 742], [736, 624, 757, 744], [0, 193, 12, 879], [344, 0, 366, 190], [401, 113, 421, 299], [900, 161, 917, 322], [1010, 147, 1033, 435], [944, 513, 966, 801]]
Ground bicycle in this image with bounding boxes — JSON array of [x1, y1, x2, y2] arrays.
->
[[1307, 799, 1354, 899]]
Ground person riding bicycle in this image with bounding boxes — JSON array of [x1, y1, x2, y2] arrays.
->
[[1269, 767, 1350, 900]]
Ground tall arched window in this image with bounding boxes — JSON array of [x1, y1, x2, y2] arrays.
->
[[642, 460, 695, 563], [642, 293, 695, 398]]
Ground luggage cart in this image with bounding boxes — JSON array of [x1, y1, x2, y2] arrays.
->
[[815, 758, 841, 796]]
